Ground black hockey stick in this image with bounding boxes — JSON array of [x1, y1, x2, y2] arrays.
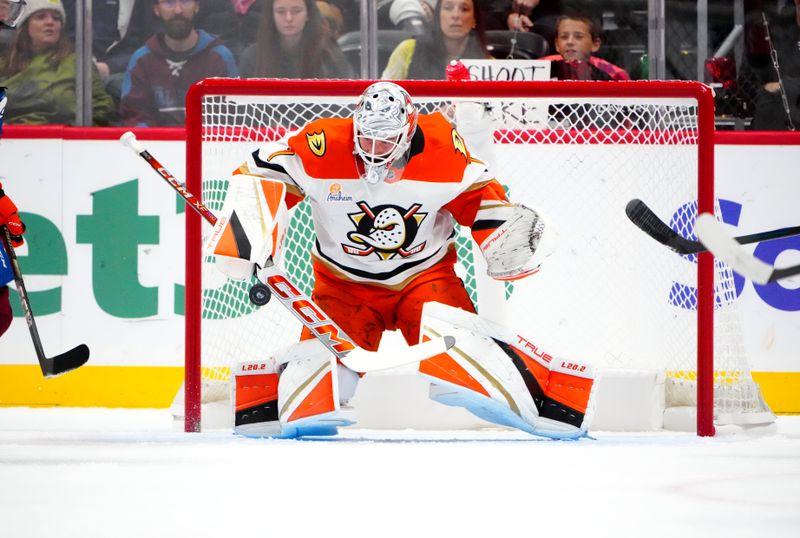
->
[[625, 199, 800, 255], [695, 213, 800, 284], [1, 227, 89, 377]]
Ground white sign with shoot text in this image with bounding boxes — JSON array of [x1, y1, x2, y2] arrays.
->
[[460, 59, 552, 128]]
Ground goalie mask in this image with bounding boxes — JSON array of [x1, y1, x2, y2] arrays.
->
[[353, 81, 418, 184], [0, 0, 26, 29]]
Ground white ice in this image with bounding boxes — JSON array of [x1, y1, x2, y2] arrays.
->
[[1, 408, 799, 538]]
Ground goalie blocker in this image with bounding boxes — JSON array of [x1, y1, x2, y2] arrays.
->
[[205, 173, 289, 280]]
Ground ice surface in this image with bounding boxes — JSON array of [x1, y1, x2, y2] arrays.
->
[[0, 408, 798, 538]]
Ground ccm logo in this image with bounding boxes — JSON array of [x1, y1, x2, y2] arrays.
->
[[266, 274, 356, 354]]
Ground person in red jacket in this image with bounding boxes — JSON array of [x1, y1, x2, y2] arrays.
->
[[0, 88, 27, 337], [1, 2, 28, 337]]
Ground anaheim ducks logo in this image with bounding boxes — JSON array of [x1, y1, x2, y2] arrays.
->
[[306, 131, 326, 157], [343, 201, 427, 259], [451, 129, 468, 161]]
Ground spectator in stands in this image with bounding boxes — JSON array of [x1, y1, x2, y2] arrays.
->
[[748, 0, 800, 130], [483, 1, 564, 48], [0, 0, 22, 55], [386, 0, 432, 34], [62, 0, 155, 100], [120, 0, 238, 126], [239, 0, 352, 78], [0, 0, 115, 124], [539, 13, 630, 81], [382, 0, 490, 79], [195, 0, 262, 63]]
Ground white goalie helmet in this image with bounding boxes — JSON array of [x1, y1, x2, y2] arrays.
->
[[353, 81, 418, 184]]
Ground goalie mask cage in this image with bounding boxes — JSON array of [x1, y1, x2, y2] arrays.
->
[[185, 78, 769, 436]]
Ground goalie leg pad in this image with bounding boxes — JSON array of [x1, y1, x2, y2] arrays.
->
[[277, 339, 356, 438], [233, 359, 282, 438], [420, 302, 595, 439]]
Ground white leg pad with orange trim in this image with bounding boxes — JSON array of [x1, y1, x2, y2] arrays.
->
[[419, 302, 596, 439], [276, 339, 356, 438]]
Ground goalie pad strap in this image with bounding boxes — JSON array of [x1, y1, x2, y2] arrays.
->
[[234, 360, 281, 430]]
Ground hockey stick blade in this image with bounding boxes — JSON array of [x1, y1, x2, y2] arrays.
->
[[41, 344, 91, 378], [625, 198, 701, 255], [695, 213, 800, 284], [1, 228, 90, 377], [340, 335, 456, 373], [626, 199, 800, 256]]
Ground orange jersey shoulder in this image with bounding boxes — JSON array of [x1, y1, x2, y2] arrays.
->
[[287, 118, 360, 180], [404, 112, 479, 184]]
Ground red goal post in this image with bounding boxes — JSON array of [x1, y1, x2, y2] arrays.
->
[[185, 79, 718, 435]]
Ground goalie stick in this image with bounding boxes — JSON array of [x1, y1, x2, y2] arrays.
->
[[695, 213, 800, 284], [625, 198, 800, 256], [1, 227, 90, 377], [119, 131, 454, 373]]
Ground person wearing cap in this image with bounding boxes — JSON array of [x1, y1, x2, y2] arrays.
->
[[0, 0, 114, 124]]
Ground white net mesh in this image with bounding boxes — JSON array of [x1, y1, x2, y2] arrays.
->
[[188, 81, 769, 429]]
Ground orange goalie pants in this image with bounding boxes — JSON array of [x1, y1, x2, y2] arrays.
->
[[301, 256, 476, 351]]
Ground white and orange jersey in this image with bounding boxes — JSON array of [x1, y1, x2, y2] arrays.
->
[[238, 112, 514, 288]]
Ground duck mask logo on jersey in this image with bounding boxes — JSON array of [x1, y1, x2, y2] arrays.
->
[[342, 201, 427, 260], [306, 131, 326, 157]]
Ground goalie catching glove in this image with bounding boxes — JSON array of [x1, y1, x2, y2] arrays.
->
[[205, 174, 289, 280], [479, 204, 554, 281]]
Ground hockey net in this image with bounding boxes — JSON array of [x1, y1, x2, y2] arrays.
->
[[184, 79, 772, 434]]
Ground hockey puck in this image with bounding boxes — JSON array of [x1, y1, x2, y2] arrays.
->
[[249, 283, 271, 306]]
